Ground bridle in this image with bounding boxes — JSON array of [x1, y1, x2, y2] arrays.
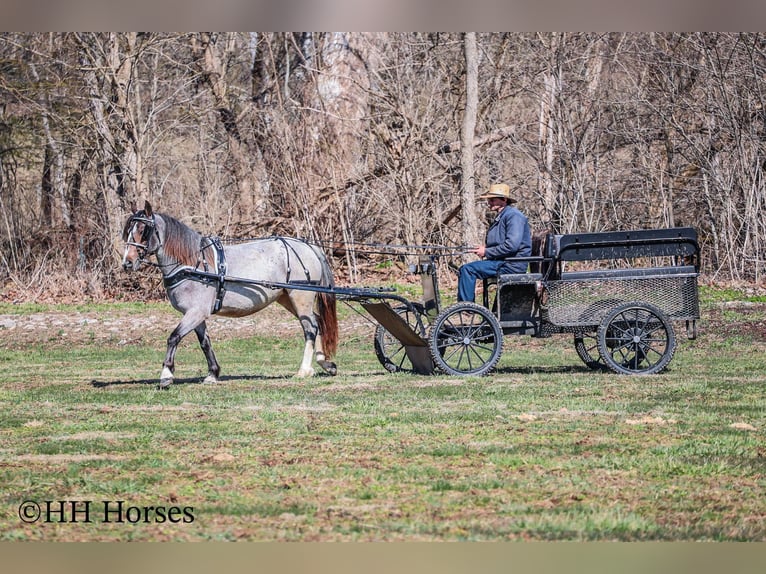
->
[[124, 212, 162, 264]]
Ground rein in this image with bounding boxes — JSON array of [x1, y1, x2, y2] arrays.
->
[[127, 213, 469, 316], [220, 237, 473, 257]]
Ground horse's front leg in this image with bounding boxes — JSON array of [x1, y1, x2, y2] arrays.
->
[[160, 310, 208, 389], [195, 321, 220, 384]]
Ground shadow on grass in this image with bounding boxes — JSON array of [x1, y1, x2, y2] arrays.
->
[[492, 364, 598, 375], [90, 371, 338, 388], [90, 364, 603, 388]]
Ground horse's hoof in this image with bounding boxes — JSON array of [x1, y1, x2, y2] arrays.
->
[[319, 360, 337, 376], [158, 378, 173, 390], [202, 375, 218, 385], [295, 368, 315, 378]]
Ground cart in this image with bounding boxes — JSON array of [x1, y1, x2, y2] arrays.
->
[[371, 227, 701, 376]]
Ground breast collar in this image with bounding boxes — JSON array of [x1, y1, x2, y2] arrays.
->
[[163, 236, 228, 314]]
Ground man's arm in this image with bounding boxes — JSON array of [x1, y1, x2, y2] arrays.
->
[[484, 210, 525, 259]]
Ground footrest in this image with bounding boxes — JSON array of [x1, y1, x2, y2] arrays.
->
[[361, 301, 434, 375]]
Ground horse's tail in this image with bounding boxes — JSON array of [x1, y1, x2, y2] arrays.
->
[[316, 247, 338, 358], [317, 292, 338, 358]]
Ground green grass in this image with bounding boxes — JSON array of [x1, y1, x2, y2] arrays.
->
[[698, 284, 766, 304], [0, 286, 764, 541], [0, 301, 168, 315]]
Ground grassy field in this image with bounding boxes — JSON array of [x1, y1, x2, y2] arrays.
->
[[0, 285, 764, 541]]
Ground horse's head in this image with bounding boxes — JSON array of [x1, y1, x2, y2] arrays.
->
[[122, 200, 161, 271]]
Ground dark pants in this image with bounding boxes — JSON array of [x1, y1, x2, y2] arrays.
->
[[458, 260, 502, 302], [458, 259, 528, 302]]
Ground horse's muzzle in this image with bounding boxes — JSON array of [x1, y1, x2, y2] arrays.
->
[[122, 259, 140, 272]]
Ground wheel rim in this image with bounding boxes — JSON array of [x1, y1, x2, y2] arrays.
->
[[574, 332, 605, 370], [430, 303, 502, 376], [374, 305, 426, 373], [598, 304, 675, 375]]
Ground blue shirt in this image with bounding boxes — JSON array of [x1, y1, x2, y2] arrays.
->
[[484, 206, 532, 273]]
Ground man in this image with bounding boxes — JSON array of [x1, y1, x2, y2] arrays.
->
[[457, 183, 532, 302]]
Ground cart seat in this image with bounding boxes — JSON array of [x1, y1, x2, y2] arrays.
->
[[497, 272, 543, 285]]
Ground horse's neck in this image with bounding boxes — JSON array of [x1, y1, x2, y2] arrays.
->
[[155, 248, 184, 275], [155, 215, 204, 275]]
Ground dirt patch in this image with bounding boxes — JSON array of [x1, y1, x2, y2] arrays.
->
[[12, 454, 128, 463], [703, 302, 766, 342], [0, 305, 368, 349]]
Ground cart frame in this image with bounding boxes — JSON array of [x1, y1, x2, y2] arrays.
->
[[375, 227, 701, 377]]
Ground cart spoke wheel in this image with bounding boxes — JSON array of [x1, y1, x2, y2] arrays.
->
[[597, 302, 676, 375], [428, 302, 502, 376], [374, 304, 427, 373], [574, 332, 606, 370]]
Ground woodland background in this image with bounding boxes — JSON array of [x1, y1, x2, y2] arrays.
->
[[1, 32, 765, 301]]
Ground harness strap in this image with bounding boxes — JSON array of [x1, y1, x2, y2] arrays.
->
[[273, 236, 313, 284], [126, 213, 161, 263], [163, 236, 227, 315], [209, 237, 227, 314], [163, 236, 323, 316]]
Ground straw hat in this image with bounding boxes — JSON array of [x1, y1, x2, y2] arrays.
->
[[478, 183, 517, 203]]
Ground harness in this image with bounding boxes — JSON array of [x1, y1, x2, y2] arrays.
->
[[161, 236, 319, 315], [274, 236, 317, 286], [125, 213, 161, 260], [127, 209, 327, 314], [163, 237, 228, 314]]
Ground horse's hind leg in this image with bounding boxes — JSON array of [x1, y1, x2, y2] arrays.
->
[[314, 333, 337, 375], [296, 315, 336, 376], [295, 312, 318, 378], [279, 291, 336, 377], [195, 321, 220, 384]]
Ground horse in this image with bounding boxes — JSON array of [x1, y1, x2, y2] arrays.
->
[[121, 200, 338, 388]]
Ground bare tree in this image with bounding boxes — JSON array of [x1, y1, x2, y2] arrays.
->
[[191, 32, 270, 230], [1, 32, 766, 302], [461, 32, 481, 252]]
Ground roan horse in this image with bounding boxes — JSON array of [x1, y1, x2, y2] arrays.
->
[[122, 201, 338, 388]]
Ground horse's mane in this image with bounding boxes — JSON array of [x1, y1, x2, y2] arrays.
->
[[160, 213, 203, 266]]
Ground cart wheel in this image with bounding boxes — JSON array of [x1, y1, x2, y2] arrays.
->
[[597, 302, 676, 375], [374, 303, 427, 373], [428, 302, 503, 376], [573, 331, 606, 370]]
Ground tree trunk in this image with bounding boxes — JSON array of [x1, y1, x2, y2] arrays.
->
[[461, 32, 481, 253], [29, 59, 70, 227], [40, 144, 53, 227], [538, 32, 561, 231], [194, 32, 267, 230]]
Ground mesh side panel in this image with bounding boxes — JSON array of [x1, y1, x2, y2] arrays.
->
[[545, 274, 699, 327]]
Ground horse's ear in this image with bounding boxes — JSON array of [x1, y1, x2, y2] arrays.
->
[[144, 200, 153, 216], [130, 200, 137, 213]]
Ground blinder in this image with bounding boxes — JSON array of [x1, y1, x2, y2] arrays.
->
[[124, 211, 160, 261]]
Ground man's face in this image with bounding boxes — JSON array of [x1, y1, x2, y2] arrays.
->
[[486, 197, 506, 213]]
